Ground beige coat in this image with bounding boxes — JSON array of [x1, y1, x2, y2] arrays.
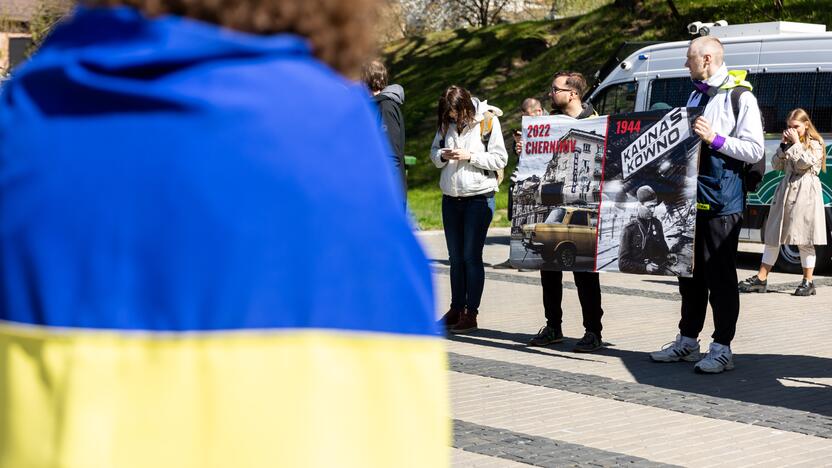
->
[[764, 139, 827, 246]]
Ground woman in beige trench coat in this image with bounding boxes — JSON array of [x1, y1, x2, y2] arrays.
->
[[739, 108, 827, 296]]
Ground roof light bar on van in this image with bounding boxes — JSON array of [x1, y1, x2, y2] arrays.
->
[[688, 20, 727, 36], [702, 21, 826, 38]]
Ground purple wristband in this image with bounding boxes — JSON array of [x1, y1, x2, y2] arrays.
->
[[710, 133, 726, 150]]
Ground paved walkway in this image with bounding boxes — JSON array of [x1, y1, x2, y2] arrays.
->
[[417, 228, 832, 468]]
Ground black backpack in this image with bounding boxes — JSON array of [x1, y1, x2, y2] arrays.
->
[[729, 87, 766, 193]]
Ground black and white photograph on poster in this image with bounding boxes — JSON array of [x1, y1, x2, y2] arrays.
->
[[510, 115, 607, 271], [595, 107, 704, 277]]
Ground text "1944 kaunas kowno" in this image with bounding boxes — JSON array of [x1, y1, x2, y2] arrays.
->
[[621, 108, 691, 179]]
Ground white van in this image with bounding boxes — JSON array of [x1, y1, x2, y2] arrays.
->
[[589, 21, 832, 272]]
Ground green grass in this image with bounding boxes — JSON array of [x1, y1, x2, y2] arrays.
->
[[392, 0, 832, 229], [407, 186, 510, 230]]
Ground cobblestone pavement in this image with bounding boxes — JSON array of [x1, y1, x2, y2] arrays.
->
[[417, 228, 832, 468]]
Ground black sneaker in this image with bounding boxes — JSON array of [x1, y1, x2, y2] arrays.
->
[[573, 332, 602, 353], [528, 325, 564, 346], [794, 279, 816, 296], [492, 259, 514, 269], [738, 275, 767, 293]]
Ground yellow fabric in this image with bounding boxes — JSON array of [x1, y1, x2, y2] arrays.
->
[[479, 110, 494, 138], [0, 323, 449, 468], [721, 69, 753, 91]]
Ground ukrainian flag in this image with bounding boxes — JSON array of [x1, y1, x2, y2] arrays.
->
[[0, 7, 448, 468]]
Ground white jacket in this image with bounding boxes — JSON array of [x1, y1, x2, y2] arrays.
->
[[686, 64, 765, 164], [430, 98, 508, 197]]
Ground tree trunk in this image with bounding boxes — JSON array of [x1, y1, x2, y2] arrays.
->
[[666, 0, 681, 20]]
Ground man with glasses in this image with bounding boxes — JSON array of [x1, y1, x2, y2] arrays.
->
[[528, 71, 605, 353]]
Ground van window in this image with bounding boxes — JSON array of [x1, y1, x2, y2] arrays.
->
[[812, 73, 832, 133], [648, 77, 692, 110], [591, 81, 637, 115], [750, 73, 819, 133], [648, 73, 832, 133]]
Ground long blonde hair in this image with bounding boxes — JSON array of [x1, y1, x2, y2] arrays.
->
[[787, 108, 826, 173]]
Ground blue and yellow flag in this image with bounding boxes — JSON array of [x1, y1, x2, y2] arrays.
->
[[0, 7, 448, 468]]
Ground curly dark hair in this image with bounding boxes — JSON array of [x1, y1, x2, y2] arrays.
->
[[437, 85, 476, 136], [361, 60, 388, 93], [83, 0, 380, 76]]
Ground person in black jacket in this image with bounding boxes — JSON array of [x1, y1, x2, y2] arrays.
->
[[362, 60, 406, 195], [618, 185, 674, 274]]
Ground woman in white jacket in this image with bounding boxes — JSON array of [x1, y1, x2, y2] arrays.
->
[[431, 86, 508, 334], [739, 108, 827, 296]]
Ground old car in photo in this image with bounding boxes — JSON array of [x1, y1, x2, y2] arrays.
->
[[521, 206, 598, 268]]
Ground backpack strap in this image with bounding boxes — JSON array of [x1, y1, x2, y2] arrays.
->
[[729, 87, 748, 136], [728, 86, 766, 193], [478, 110, 503, 183], [479, 110, 494, 144]]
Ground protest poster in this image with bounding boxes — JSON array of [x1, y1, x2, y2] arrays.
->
[[509, 107, 703, 276]]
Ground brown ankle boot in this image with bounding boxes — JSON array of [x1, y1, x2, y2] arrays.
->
[[450, 310, 478, 334], [437, 307, 463, 330]]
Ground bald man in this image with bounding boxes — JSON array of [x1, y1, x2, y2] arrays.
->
[[650, 36, 764, 374]]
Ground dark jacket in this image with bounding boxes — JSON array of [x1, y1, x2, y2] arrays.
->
[[373, 84, 406, 191], [576, 102, 597, 119], [618, 217, 670, 274]]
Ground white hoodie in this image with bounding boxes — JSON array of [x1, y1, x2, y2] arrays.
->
[[429, 98, 508, 197]]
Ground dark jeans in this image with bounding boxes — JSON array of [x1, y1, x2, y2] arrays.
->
[[540, 270, 603, 338], [443, 194, 493, 314], [678, 213, 742, 346]]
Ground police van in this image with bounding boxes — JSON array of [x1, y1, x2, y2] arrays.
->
[[589, 21, 832, 272]]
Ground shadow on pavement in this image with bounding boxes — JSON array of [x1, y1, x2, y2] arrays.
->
[[446, 328, 604, 363], [595, 346, 832, 417], [448, 328, 832, 417], [484, 235, 510, 246]]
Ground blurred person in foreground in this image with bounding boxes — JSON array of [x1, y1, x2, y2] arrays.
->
[[0, 1, 447, 467]]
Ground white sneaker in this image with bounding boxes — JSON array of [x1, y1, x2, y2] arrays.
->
[[650, 334, 701, 362], [694, 342, 734, 374]]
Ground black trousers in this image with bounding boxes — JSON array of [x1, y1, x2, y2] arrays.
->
[[678, 213, 742, 346], [540, 270, 603, 337]]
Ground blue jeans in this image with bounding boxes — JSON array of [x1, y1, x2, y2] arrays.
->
[[442, 194, 493, 314]]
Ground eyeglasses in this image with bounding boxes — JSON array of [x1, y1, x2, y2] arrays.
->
[[550, 86, 574, 94]]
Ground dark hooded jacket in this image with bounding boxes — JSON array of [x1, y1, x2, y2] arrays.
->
[[373, 84, 406, 191]]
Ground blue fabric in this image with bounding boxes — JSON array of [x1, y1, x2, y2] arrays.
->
[[697, 145, 745, 216], [0, 7, 436, 335], [693, 93, 744, 216]]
